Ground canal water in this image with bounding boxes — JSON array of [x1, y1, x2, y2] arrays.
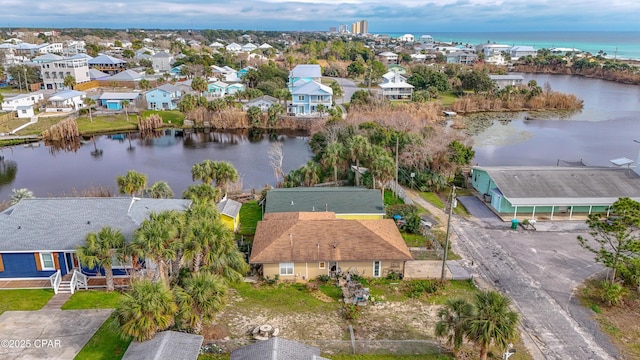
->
[[0, 130, 313, 201], [1, 73, 640, 202]]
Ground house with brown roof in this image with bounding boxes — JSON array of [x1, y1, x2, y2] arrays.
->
[[250, 212, 412, 280]]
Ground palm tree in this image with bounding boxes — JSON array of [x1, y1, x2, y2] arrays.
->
[[182, 183, 222, 204], [347, 135, 370, 187], [191, 160, 216, 185], [213, 161, 239, 193], [322, 141, 344, 186], [191, 76, 208, 96], [117, 279, 177, 341], [174, 272, 228, 334], [139, 79, 151, 91], [301, 161, 321, 187], [131, 211, 182, 285], [116, 170, 147, 197], [63, 74, 75, 89], [434, 298, 474, 355], [76, 227, 125, 292], [9, 188, 34, 205], [145, 181, 174, 199], [121, 100, 130, 122], [83, 97, 96, 122], [370, 147, 395, 195], [466, 291, 520, 360]]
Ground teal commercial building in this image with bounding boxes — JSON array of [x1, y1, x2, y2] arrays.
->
[[470, 166, 640, 220]]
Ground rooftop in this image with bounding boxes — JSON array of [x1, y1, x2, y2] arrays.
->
[[265, 187, 384, 215]]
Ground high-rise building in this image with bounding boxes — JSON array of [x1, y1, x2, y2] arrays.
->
[[350, 20, 368, 35]]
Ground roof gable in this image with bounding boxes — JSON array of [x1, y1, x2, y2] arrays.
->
[[291, 81, 332, 96], [290, 64, 321, 79]]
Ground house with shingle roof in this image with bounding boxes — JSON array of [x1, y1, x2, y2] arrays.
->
[[123, 331, 203, 360], [151, 50, 174, 72], [250, 212, 412, 280], [217, 196, 242, 232], [145, 83, 183, 110], [0, 198, 191, 280], [231, 337, 328, 360], [265, 187, 385, 219], [88, 54, 127, 75], [97, 92, 141, 110]]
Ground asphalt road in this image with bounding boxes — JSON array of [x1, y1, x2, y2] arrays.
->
[[330, 77, 358, 104], [453, 217, 619, 360]]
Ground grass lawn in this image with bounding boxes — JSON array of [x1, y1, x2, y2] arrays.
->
[[431, 229, 461, 261], [238, 200, 261, 236], [328, 355, 452, 360], [402, 233, 429, 247], [420, 192, 445, 209], [142, 110, 185, 125], [384, 190, 404, 206], [61, 290, 123, 310], [438, 91, 458, 107], [199, 355, 229, 360], [75, 313, 131, 360], [233, 282, 339, 313], [76, 116, 138, 135], [578, 279, 640, 359], [0, 289, 53, 314]]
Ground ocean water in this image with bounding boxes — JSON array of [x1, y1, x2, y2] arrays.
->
[[382, 31, 640, 60]]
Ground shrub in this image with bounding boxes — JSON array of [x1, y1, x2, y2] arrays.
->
[[405, 280, 441, 298], [263, 274, 279, 285], [386, 271, 402, 280], [599, 281, 627, 306], [316, 274, 331, 283], [343, 304, 361, 320]]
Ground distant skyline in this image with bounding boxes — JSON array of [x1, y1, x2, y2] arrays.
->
[[1, 0, 639, 33]]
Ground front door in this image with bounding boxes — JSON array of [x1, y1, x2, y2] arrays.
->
[[65, 252, 79, 273]]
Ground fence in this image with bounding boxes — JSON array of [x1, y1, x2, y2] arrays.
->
[[0, 111, 17, 125], [387, 180, 413, 205], [202, 339, 443, 356]]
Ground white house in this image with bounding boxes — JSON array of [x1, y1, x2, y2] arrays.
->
[[225, 42, 242, 53], [242, 95, 279, 111], [378, 51, 398, 65], [510, 46, 537, 60], [378, 71, 413, 100], [489, 74, 524, 89], [151, 51, 174, 72], [241, 43, 258, 52], [1, 92, 45, 111], [16, 105, 35, 119], [37, 43, 63, 54], [477, 44, 512, 58], [46, 90, 86, 112], [398, 34, 415, 42], [211, 65, 239, 82], [41, 57, 91, 91], [258, 43, 273, 50]]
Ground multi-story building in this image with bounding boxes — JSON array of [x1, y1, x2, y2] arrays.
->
[[350, 20, 368, 35], [41, 57, 90, 91]]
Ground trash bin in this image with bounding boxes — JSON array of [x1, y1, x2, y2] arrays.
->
[[511, 218, 518, 230]]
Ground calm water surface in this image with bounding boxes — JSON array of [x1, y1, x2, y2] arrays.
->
[[1, 73, 640, 202], [0, 130, 312, 201]]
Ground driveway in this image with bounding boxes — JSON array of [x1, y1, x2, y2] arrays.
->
[[0, 309, 112, 359], [453, 219, 618, 360], [329, 77, 358, 105]]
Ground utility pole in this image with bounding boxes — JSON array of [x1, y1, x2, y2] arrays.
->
[[440, 185, 456, 283]]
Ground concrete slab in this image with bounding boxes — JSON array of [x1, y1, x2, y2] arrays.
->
[[0, 309, 113, 360], [403, 260, 470, 280]]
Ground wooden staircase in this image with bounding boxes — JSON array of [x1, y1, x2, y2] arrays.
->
[[57, 280, 73, 294]]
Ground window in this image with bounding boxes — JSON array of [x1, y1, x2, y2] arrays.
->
[[319, 262, 326, 269], [40, 253, 55, 270], [373, 261, 381, 277], [279, 262, 294, 276], [297, 95, 304, 101], [111, 254, 131, 269]]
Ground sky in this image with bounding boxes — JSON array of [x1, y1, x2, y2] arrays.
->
[[1, 0, 640, 33]]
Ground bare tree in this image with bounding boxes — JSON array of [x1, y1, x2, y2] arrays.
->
[[268, 141, 285, 187]]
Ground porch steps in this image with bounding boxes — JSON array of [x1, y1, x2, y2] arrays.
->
[[57, 280, 73, 294], [43, 293, 72, 310]]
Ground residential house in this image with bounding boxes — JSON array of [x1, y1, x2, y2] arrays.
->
[[378, 71, 413, 100], [237, 66, 256, 78], [241, 43, 258, 52], [419, 35, 434, 45], [62, 40, 86, 56], [242, 95, 279, 111], [231, 337, 328, 360], [288, 64, 322, 92], [32, 53, 64, 64], [377, 51, 398, 66], [151, 51, 174, 72], [37, 43, 63, 54], [510, 46, 537, 60], [445, 51, 478, 65], [15, 105, 35, 119], [258, 43, 273, 50], [489, 74, 524, 89], [46, 90, 86, 112], [476, 44, 512, 59], [145, 84, 182, 110], [398, 34, 415, 42], [106, 69, 143, 82], [122, 331, 203, 360], [206, 81, 229, 97], [217, 196, 242, 232], [226, 42, 242, 53], [1, 92, 45, 111], [97, 92, 141, 110], [387, 65, 407, 75], [264, 187, 386, 219], [41, 57, 91, 91], [471, 166, 640, 220], [288, 80, 332, 116], [0, 198, 192, 280], [88, 54, 127, 75], [250, 212, 412, 280], [88, 68, 110, 81], [211, 65, 239, 82], [225, 83, 245, 95], [209, 42, 224, 49]]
